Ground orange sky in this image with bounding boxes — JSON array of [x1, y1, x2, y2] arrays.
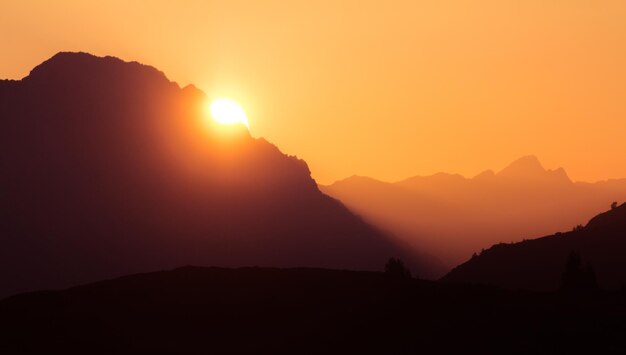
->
[[2, 1, 625, 184]]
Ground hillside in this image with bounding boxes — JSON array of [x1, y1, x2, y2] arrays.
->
[[443, 203, 626, 291]]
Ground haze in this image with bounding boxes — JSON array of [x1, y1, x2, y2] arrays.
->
[[3, 3, 626, 351], [2, 0, 626, 184]]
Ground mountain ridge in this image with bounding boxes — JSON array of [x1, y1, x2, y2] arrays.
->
[[25, 51, 173, 86], [322, 156, 626, 272]]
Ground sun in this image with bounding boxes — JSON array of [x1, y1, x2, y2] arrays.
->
[[209, 99, 250, 128]]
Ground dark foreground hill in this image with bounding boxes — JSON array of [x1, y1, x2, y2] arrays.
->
[[2, 266, 626, 354], [443, 203, 626, 291], [0, 52, 430, 298]]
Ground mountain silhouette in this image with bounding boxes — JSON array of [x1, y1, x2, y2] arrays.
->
[[2, 266, 626, 353], [322, 156, 626, 274], [0, 52, 429, 298], [495, 155, 572, 185], [443, 203, 626, 290]]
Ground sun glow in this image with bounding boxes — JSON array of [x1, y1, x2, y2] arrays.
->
[[209, 99, 250, 128]]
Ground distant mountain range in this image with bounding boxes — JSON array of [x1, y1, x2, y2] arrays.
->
[[0, 52, 432, 298], [322, 156, 626, 274], [443, 202, 626, 291]]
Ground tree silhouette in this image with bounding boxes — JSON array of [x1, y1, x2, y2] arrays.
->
[[611, 201, 618, 210], [559, 251, 598, 292], [385, 258, 411, 279]]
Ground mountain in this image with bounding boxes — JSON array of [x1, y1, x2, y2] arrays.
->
[[443, 203, 626, 291], [0, 52, 428, 298], [322, 156, 626, 274], [2, 266, 626, 353], [495, 155, 571, 184]]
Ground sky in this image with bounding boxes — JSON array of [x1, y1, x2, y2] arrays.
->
[[2, 0, 625, 184]]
